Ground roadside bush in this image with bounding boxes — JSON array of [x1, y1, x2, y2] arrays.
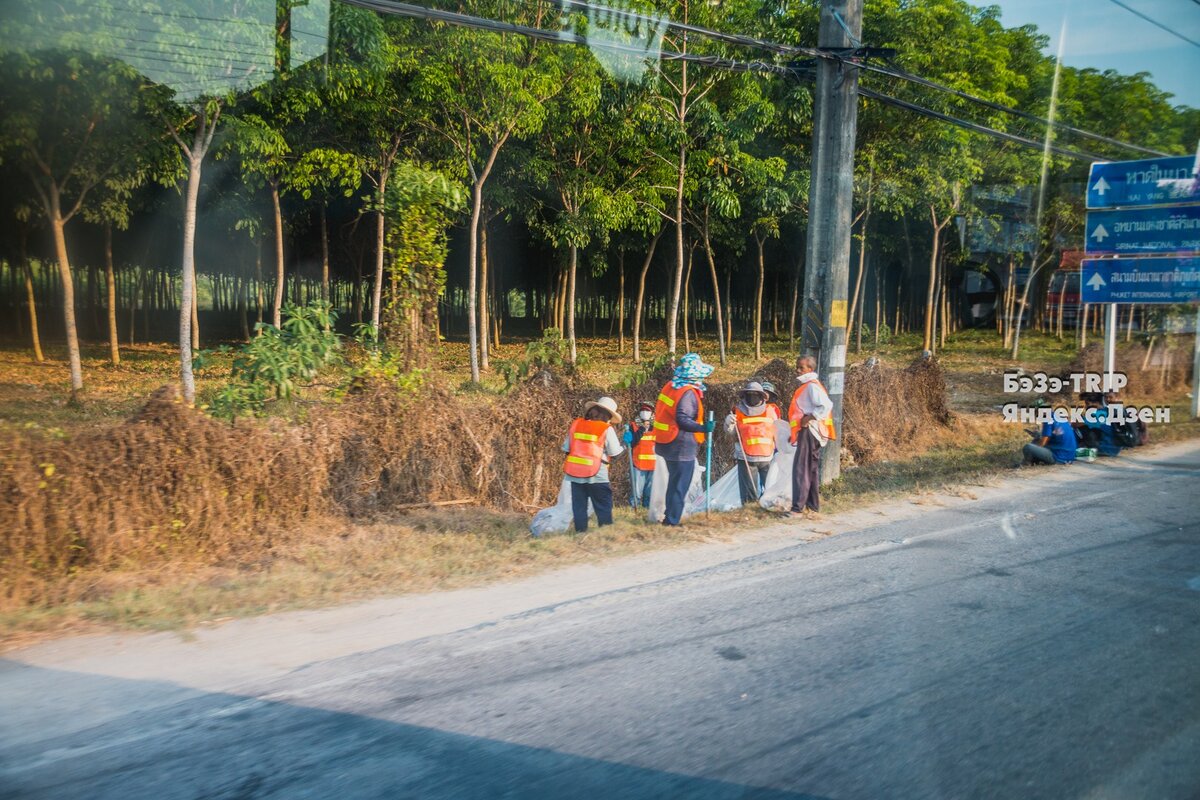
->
[[200, 302, 341, 419]]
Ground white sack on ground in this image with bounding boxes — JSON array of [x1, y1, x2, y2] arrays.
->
[[646, 456, 705, 523], [531, 478, 594, 536], [760, 420, 796, 511]]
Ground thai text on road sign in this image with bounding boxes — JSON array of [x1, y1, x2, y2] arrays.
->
[[1080, 257, 1200, 304], [1084, 205, 1200, 255], [1087, 155, 1199, 210]]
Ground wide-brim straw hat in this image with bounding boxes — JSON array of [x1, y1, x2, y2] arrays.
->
[[582, 396, 622, 426]]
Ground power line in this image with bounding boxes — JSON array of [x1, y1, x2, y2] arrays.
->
[[1105, 0, 1200, 49], [344, 0, 1104, 162], [549, 0, 1171, 156]]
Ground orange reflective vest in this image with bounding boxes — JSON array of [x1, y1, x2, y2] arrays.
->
[[653, 383, 705, 445], [631, 425, 657, 472], [789, 381, 837, 443], [735, 405, 779, 458], [563, 418, 611, 478]]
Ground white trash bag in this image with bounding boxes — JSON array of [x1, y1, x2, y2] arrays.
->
[[530, 478, 594, 536], [759, 420, 796, 511], [646, 456, 705, 523], [687, 465, 743, 514]]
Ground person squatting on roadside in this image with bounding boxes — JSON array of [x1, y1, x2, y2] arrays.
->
[[788, 355, 834, 518], [653, 353, 716, 526], [562, 396, 624, 532], [628, 400, 657, 508], [724, 381, 778, 503], [1022, 398, 1077, 466]]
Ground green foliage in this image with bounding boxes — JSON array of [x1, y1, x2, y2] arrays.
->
[[339, 323, 427, 394], [615, 353, 673, 390], [862, 322, 893, 346], [201, 303, 341, 419], [495, 329, 586, 390]]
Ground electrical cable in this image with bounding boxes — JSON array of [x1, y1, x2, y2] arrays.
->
[[345, 0, 1106, 162], [1105, 0, 1200, 49], [547, 0, 1171, 156]]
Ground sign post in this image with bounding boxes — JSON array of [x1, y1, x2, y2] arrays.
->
[[1085, 149, 1200, 402]]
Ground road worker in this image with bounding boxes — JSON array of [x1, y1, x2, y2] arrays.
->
[[724, 381, 778, 503], [629, 400, 657, 508], [759, 380, 784, 419], [787, 355, 834, 518], [562, 396, 624, 533], [653, 353, 715, 526]]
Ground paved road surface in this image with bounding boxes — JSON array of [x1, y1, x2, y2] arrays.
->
[[3, 442, 1200, 799]]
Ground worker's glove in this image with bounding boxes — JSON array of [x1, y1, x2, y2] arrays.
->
[[703, 419, 716, 434], [621, 428, 633, 445]]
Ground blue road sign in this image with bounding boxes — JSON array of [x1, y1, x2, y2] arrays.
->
[[1084, 205, 1200, 255], [1087, 156, 1198, 209], [1080, 257, 1200, 304]]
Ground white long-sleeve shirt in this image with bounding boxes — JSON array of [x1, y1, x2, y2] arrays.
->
[[792, 372, 833, 446]]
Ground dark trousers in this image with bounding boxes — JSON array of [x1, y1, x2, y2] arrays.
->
[[663, 458, 695, 525], [570, 482, 613, 533], [790, 433, 821, 512], [735, 458, 770, 504]]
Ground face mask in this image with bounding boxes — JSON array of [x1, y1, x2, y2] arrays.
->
[[639, 410, 652, 422]]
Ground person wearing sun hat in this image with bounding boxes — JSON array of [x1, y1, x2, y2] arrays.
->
[[652, 353, 716, 526], [562, 396, 624, 533]]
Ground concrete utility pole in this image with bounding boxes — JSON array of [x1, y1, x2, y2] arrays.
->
[[800, 0, 862, 484]]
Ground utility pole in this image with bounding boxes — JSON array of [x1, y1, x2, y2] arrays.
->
[[800, 0, 862, 484]]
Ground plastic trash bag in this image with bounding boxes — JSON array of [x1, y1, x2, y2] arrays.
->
[[759, 420, 796, 511], [687, 465, 743, 514], [530, 478, 593, 536], [646, 456, 705, 523]]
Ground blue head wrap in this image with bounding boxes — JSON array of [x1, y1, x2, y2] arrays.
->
[[670, 353, 715, 391]]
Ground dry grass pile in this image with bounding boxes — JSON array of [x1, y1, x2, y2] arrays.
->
[[1, 386, 336, 606], [1066, 340, 1194, 399], [840, 356, 954, 466], [1, 355, 955, 607]]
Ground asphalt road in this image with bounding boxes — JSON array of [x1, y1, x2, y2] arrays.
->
[[3, 443, 1200, 799]]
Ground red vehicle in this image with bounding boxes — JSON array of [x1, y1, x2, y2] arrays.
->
[[1046, 250, 1083, 327]]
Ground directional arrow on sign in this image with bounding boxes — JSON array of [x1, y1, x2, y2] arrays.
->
[[1091, 223, 1109, 242], [1087, 272, 1106, 290], [1092, 176, 1110, 196]]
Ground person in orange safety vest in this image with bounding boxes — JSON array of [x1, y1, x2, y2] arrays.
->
[[723, 381, 779, 503], [628, 400, 657, 508], [787, 355, 834, 518], [562, 396, 624, 532]]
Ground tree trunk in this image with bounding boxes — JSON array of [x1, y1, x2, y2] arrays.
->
[[754, 235, 766, 360], [480, 221, 490, 370], [682, 242, 693, 353], [191, 276, 200, 351], [567, 243, 578, 364], [466, 181, 483, 382], [104, 222, 120, 365], [23, 259, 44, 363], [923, 208, 941, 352], [271, 183, 285, 329], [701, 223, 727, 365], [179, 151, 203, 404], [48, 191, 84, 396], [632, 227, 662, 364], [617, 249, 625, 353], [668, 143, 686, 356], [320, 204, 330, 330], [849, 219, 869, 354], [371, 170, 388, 334]]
